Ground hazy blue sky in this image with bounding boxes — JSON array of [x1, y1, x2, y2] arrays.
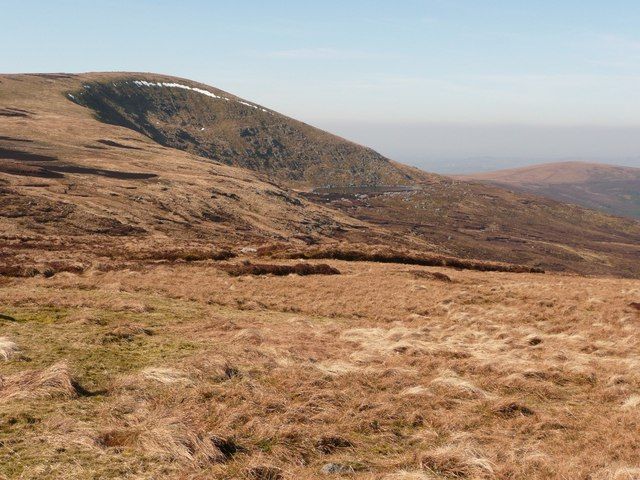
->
[[3, 1, 640, 171]]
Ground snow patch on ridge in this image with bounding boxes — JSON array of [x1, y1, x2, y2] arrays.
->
[[129, 80, 271, 113]]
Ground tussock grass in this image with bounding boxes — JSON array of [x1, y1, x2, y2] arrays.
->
[[246, 465, 284, 480], [0, 261, 84, 278], [493, 401, 535, 417], [409, 270, 452, 282], [140, 367, 192, 385], [420, 444, 494, 478], [429, 372, 489, 400], [0, 264, 40, 277], [98, 409, 225, 465], [621, 395, 640, 409], [314, 435, 354, 454], [0, 362, 78, 402], [592, 466, 640, 480], [102, 324, 153, 343], [383, 471, 436, 479], [1, 261, 639, 478]]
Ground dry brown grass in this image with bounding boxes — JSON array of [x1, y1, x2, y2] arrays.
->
[[3, 70, 640, 480], [0, 264, 40, 277], [420, 443, 494, 478], [0, 261, 85, 278], [0, 362, 78, 402], [409, 270, 452, 282], [97, 407, 226, 465], [0, 260, 639, 478], [114, 246, 237, 263], [102, 323, 153, 343]]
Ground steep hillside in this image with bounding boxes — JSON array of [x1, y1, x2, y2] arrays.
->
[[0, 73, 412, 268], [68, 73, 427, 188], [458, 161, 640, 219]]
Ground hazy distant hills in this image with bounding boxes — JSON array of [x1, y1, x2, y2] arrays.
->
[[458, 161, 640, 219]]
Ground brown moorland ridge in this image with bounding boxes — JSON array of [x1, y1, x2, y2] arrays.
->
[[457, 161, 640, 219], [0, 72, 524, 276], [1, 72, 640, 278]]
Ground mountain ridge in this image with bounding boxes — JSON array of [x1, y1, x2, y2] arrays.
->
[[67, 72, 430, 189]]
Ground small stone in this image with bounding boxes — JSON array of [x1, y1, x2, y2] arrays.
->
[[321, 463, 355, 475]]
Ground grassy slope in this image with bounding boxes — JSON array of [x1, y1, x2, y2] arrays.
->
[[0, 73, 408, 251], [305, 181, 640, 277], [1, 260, 640, 479], [2, 73, 640, 479]]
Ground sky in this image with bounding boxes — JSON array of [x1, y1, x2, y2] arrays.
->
[[2, 0, 640, 172]]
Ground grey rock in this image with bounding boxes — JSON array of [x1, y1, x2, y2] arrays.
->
[[321, 463, 355, 475]]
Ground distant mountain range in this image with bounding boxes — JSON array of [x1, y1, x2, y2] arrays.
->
[[458, 161, 640, 219]]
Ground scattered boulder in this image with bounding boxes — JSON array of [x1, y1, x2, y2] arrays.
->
[[321, 463, 355, 475], [0, 337, 20, 361]]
